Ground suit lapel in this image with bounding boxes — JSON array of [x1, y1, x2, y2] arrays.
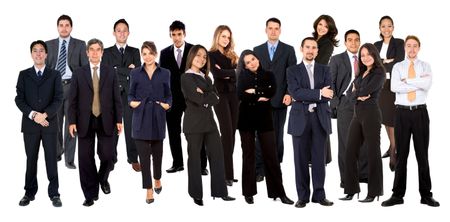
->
[[271, 42, 283, 63], [27, 67, 41, 83], [300, 63, 312, 89], [83, 66, 93, 90], [99, 64, 107, 90], [67, 39, 76, 67]]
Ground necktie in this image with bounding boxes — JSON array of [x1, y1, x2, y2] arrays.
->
[[407, 61, 416, 102], [353, 55, 359, 76], [57, 40, 67, 76], [37, 70, 42, 77], [306, 64, 316, 111], [120, 47, 124, 56], [176, 48, 182, 68], [269, 46, 275, 61], [92, 66, 101, 117]]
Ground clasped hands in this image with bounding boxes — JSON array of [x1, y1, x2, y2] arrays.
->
[[130, 100, 170, 110], [34, 112, 49, 127], [321, 86, 333, 99], [245, 88, 269, 102]]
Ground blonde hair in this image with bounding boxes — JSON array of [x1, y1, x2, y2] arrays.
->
[[210, 25, 238, 66]]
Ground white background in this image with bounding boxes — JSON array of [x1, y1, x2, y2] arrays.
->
[[1, 0, 448, 221]]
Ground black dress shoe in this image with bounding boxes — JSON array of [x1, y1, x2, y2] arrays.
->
[[65, 162, 76, 169], [359, 195, 379, 203], [201, 168, 209, 175], [51, 196, 62, 207], [154, 186, 162, 194], [295, 200, 308, 208], [101, 181, 111, 194], [256, 175, 264, 182], [57, 155, 62, 161], [217, 196, 235, 201], [83, 199, 94, 207], [340, 182, 344, 188], [381, 149, 390, 158], [381, 196, 404, 207], [19, 195, 34, 206], [275, 196, 294, 205], [339, 193, 357, 201], [166, 166, 184, 173], [421, 196, 440, 207], [313, 198, 334, 206], [225, 180, 233, 186], [193, 198, 203, 206], [232, 179, 238, 182], [245, 196, 254, 204]]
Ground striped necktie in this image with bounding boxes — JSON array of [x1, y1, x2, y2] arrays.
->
[[57, 40, 67, 76]]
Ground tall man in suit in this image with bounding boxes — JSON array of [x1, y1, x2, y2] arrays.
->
[[103, 19, 141, 171], [46, 14, 89, 169], [15, 40, 63, 207], [329, 30, 368, 188], [287, 37, 334, 208], [254, 17, 297, 182], [68, 39, 123, 207]]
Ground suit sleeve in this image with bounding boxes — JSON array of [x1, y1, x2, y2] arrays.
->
[[209, 53, 236, 79], [316, 40, 333, 65], [112, 70, 123, 123], [44, 72, 63, 118], [356, 70, 386, 97], [285, 46, 297, 95], [237, 72, 257, 102], [68, 70, 79, 124], [163, 70, 173, 106], [287, 66, 322, 103], [181, 74, 218, 107], [15, 72, 32, 116], [79, 41, 89, 67], [255, 71, 276, 99], [128, 70, 138, 104]]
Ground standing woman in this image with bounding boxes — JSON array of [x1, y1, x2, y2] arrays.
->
[[128, 41, 172, 204], [181, 45, 235, 206], [209, 25, 239, 186], [374, 16, 405, 171], [341, 43, 385, 202]]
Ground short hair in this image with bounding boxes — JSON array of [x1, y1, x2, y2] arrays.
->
[[405, 35, 421, 47], [113, 18, 129, 31], [141, 41, 157, 55], [57, 14, 72, 27], [30, 40, 47, 53], [87, 38, 104, 51], [169, 20, 186, 33], [266, 17, 281, 27], [301, 37, 317, 47], [185, 45, 210, 76], [378, 15, 394, 39], [344, 29, 360, 41]]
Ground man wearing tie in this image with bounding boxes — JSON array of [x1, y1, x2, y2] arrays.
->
[[382, 35, 439, 207], [287, 37, 334, 208], [15, 40, 63, 207], [68, 39, 123, 207], [46, 14, 89, 169], [103, 19, 141, 171]]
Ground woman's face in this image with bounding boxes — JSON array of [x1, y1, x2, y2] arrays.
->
[[142, 47, 156, 65], [191, 48, 207, 70], [218, 30, 231, 49], [379, 18, 394, 39], [360, 47, 374, 68], [244, 54, 259, 73], [316, 19, 329, 37]]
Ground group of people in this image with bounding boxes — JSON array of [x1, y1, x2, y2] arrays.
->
[[15, 14, 439, 208]]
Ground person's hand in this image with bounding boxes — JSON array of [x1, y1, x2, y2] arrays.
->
[[128, 64, 136, 69], [282, 94, 292, 106], [196, 87, 204, 94], [39, 120, 49, 127], [69, 124, 77, 138], [357, 95, 371, 101], [159, 102, 170, 110], [33, 112, 47, 124], [258, 97, 269, 102], [245, 88, 255, 94], [117, 123, 123, 135], [321, 86, 334, 99], [129, 101, 141, 108]]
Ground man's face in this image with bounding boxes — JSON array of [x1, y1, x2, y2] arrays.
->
[[170, 29, 185, 48], [57, 19, 72, 38]]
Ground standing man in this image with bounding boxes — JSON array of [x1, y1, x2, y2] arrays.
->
[[68, 39, 123, 207], [329, 29, 368, 188], [103, 19, 141, 171], [15, 40, 63, 207], [254, 17, 297, 182], [287, 37, 333, 208], [46, 14, 89, 169], [382, 35, 439, 207]]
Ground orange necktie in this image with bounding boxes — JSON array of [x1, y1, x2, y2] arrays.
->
[[407, 61, 416, 102]]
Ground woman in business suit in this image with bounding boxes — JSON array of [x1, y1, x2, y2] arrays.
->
[[341, 43, 385, 203], [129, 41, 171, 204], [374, 15, 405, 171], [181, 44, 235, 206], [237, 50, 293, 205], [208, 25, 239, 186]]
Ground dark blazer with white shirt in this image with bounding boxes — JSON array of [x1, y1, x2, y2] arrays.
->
[[330, 51, 353, 114]]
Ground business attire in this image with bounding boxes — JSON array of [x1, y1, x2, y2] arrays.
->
[[129, 64, 172, 189], [209, 50, 238, 182], [344, 67, 385, 200], [103, 44, 141, 165], [253, 41, 296, 177], [15, 66, 63, 201], [68, 63, 122, 203], [287, 61, 332, 204], [46, 36, 88, 167], [329, 51, 368, 187]]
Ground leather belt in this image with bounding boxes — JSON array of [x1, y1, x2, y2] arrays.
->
[[395, 104, 426, 110]]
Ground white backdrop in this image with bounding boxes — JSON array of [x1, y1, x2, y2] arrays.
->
[[1, 0, 448, 221]]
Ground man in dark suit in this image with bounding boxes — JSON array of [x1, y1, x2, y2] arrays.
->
[[46, 14, 89, 169], [68, 39, 123, 207], [254, 17, 297, 182], [160, 20, 207, 174], [287, 37, 334, 208], [15, 40, 63, 207], [103, 19, 141, 171], [329, 30, 368, 188]]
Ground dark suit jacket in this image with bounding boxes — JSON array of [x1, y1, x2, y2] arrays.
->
[[15, 67, 63, 133], [102, 45, 141, 92], [254, 41, 296, 108], [181, 73, 219, 134], [160, 43, 193, 111], [316, 37, 334, 65], [347, 67, 386, 105], [68, 63, 122, 137], [374, 37, 405, 73], [287, 62, 332, 136], [45, 37, 89, 73], [329, 51, 353, 117], [208, 50, 237, 93]]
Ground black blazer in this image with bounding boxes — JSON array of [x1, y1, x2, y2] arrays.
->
[[208, 50, 237, 93], [329, 51, 353, 117], [181, 73, 219, 134], [374, 37, 405, 73], [347, 67, 386, 105], [254, 41, 296, 108], [45, 37, 89, 73], [102, 45, 141, 92], [68, 63, 122, 137], [15, 67, 63, 133], [316, 37, 334, 65]]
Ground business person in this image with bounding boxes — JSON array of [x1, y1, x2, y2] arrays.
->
[[160, 20, 207, 175], [46, 14, 89, 169], [103, 19, 141, 171], [329, 30, 368, 188], [129, 41, 171, 204], [341, 43, 385, 203], [237, 50, 294, 205], [254, 17, 296, 182], [181, 45, 235, 206], [374, 16, 405, 171], [287, 37, 334, 208], [382, 35, 439, 207], [68, 38, 123, 207], [15, 40, 63, 207], [209, 25, 239, 186]]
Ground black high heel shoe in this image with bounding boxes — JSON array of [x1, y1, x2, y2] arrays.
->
[[154, 186, 162, 194], [245, 196, 254, 204], [359, 195, 379, 203], [217, 196, 235, 201], [273, 196, 294, 205], [339, 193, 359, 201]]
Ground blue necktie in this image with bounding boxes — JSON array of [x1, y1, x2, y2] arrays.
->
[[269, 46, 275, 61], [57, 40, 67, 76], [37, 70, 42, 77]]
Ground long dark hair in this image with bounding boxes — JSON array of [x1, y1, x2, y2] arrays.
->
[[185, 44, 210, 77], [237, 49, 262, 75], [358, 43, 386, 75], [312, 14, 339, 47]]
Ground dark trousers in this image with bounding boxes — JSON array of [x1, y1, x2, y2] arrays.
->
[[135, 139, 163, 189], [292, 112, 327, 201], [214, 92, 238, 180], [185, 131, 227, 199], [78, 115, 114, 200], [392, 107, 432, 198], [344, 104, 383, 197], [23, 133, 59, 198], [57, 82, 77, 163], [114, 89, 138, 163], [240, 130, 286, 198]]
